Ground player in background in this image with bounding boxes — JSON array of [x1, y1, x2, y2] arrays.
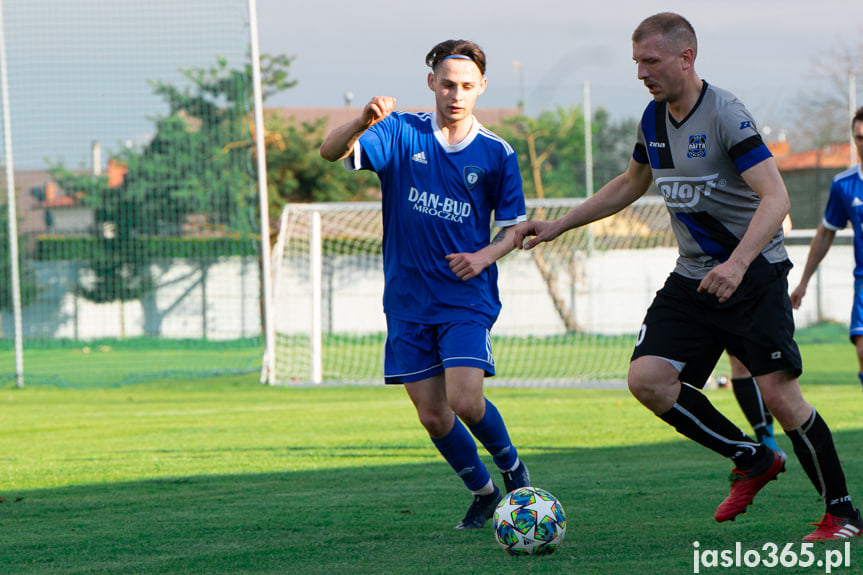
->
[[725, 354, 782, 454], [320, 39, 530, 530], [790, 107, 863, 389], [514, 13, 861, 540], [722, 214, 794, 457]]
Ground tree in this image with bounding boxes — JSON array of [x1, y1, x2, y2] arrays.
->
[[491, 107, 638, 332], [50, 54, 296, 310], [591, 108, 638, 191], [257, 53, 298, 101], [263, 113, 380, 232], [496, 106, 636, 198], [0, 204, 39, 311], [788, 34, 863, 150]]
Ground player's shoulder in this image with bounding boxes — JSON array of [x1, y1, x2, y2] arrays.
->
[[371, 111, 434, 144], [476, 123, 516, 155], [698, 83, 750, 119], [832, 164, 863, 185], [389, 110, 433, 128], [703, 82, 739, 105], [639, 99, 658, 122]]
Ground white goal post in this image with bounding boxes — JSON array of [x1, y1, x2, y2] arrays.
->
[[264, 199, 855, 387], [264, 198, 680, 386]]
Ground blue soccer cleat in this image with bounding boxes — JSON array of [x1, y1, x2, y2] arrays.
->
[[454, 485, 502, 530]]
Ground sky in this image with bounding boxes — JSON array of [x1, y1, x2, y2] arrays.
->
[[3, 0, 250, 169], [1, 0, 858, 170], [257, 0, 860, 136]]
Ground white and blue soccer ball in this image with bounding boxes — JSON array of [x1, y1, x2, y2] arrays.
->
[[493, 486, 566, 556]]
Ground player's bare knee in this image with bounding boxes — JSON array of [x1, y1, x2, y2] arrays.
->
[[417, 409, 453, 437], [757, 372, 811, 430], [771, 402, 813, 431], [627, 372, 676, 414], [627, 375, 647, 401], [448, 396, 484, 425]]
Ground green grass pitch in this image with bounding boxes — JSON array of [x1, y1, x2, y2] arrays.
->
[[1, 327, 862, 574]]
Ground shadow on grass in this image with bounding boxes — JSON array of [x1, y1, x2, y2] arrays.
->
[[1, 430, 862, 575]]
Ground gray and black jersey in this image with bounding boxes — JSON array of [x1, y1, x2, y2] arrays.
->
[[633, 81, 788, 280]]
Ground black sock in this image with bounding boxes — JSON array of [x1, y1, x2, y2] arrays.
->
[[659, 383, 764, 466], [732, 377, 773, 434], [785, 409, 856, 517]]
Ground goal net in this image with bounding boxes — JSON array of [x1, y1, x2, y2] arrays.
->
[[0, 0, 265, 387], [268, 197, 677, 387]]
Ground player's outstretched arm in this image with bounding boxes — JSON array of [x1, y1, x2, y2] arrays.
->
[[320, 96, 396, 162], [515, 158, 653, 250], [789, 223, 837, 309], [447, 225, 521, 281]]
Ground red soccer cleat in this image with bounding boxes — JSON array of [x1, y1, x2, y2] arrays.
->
[[715, 449, 786, 522], [803, 512, 863, 541]]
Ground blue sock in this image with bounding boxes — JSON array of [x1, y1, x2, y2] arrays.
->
[[430, 417, 491, 492], [858, 373, 863, 388], [466, 398, 519, 472]]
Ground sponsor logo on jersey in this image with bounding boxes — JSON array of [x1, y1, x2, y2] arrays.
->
[[463, 165, 485, 190], [853, 197, 863, 207], [739, 121, 753, 130], [411, 151, 428, 164], [408, 187, 471, 223], [655, 173, 722, 208], [687, 134, 707, 159], [649, 141, 666, 148]]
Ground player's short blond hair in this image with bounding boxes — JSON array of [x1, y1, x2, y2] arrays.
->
[[632, 12, 697, 59]]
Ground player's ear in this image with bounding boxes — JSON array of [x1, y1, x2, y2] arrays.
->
[[478, 76, 487, 96], [427, 72, 435, 91], [680, 47, 695, 71]]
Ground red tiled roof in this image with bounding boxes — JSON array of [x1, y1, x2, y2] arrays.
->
[[265, 107, 521, 130], [42, 196, 75, 208], [10, 170, 54, 234], [766, 141, 789, 158], [775, 142, 854, 172]]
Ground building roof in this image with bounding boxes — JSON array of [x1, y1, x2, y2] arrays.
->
[[8, 170, 54, 234], [774, 141, 855, 172], [265, 106, 521, 130]]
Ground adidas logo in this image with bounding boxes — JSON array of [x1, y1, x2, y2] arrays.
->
[[853, 197, 863, 207], [411, 151, 428, 164]]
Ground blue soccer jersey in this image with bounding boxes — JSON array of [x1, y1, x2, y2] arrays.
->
[[823, 164, 863, 277], [347, 111, 526, 327]]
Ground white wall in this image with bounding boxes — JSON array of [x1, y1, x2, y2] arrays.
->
[[272, 245, 857, 339], [6, 257, 261, 340], [10, 246, 851, 342]]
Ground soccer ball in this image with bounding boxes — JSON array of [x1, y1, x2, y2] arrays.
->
[[493, 486, 566, 556]]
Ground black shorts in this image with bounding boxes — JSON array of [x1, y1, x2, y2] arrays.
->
[[631, 260, 802, 388]]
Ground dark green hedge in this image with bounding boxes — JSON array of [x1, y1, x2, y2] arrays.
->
[[34, 235, 261, 260]]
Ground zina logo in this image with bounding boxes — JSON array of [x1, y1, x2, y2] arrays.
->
[[655, 174, 720, 208]]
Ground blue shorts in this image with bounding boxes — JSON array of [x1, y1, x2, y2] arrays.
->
[[850, 277, 863, 342], [383, 317, 495, 384]]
